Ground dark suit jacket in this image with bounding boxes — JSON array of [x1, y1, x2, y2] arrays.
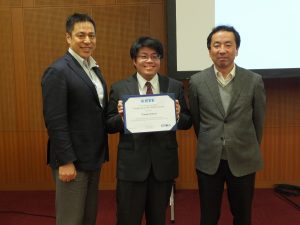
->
[[189, 65, 266, 177], [42, 52, 109, 171], [106, 74, 192, 181]]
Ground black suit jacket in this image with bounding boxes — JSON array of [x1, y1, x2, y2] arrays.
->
[[42, 52, 109, 171], [106, 74, 192, 181]]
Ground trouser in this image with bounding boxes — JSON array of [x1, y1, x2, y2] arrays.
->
[[116, 170, 173, 225], [197, 160, 255, 225], [53, 168, 101, 225]]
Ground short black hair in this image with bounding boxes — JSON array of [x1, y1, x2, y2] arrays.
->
[[207, 25, 240, 50], [130, 36, 164, 60], [66, 13, 96, 34]]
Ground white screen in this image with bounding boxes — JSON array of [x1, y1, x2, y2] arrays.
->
[[176, 0, 300, 71]]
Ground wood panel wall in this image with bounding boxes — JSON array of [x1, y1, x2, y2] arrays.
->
[[0, 0, 300, 190]]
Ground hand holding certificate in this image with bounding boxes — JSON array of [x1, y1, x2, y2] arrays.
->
[[123, 93, 177, 133]]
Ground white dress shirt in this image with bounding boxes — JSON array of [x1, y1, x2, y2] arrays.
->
[[136, 73, 160, 95]]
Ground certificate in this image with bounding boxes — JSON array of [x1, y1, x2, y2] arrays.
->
[[123, 93, 177, 133]]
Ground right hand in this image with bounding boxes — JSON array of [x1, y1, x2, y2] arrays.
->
[[58, 162, 77, 182]]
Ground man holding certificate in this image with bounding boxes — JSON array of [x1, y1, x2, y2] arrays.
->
[[106, 36, 192, 225]]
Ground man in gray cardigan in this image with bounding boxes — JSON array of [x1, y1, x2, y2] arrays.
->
[[189, 25, 266, 225]]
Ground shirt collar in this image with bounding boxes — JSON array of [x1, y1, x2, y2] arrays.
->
[[136, 73, 159, 90], [214, 64, 236, 79], [214, 64, 236, 87], [68, 48, 98, 69]]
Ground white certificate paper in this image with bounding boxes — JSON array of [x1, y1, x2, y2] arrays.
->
[[123, 94, 177, 134]]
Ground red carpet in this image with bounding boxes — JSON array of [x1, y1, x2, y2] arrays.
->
[[0, 189, 299, 225]]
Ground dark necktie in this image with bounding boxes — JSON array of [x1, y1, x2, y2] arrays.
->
[[145, 81, 153, 94]]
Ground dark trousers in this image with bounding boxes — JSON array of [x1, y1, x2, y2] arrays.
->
[[53, 169, 100, 225], [116, 170, 173, 225], [196, 160, 255, 225]]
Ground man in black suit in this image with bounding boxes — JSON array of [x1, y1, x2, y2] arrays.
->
[[106, 36, 192, 225], [42, 13, 108, 225]]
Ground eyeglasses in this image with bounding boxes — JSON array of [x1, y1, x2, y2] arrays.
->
[[137, 54, 161, 61]]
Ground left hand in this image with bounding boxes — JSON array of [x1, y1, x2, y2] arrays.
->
[[117, 100, 124, 121]]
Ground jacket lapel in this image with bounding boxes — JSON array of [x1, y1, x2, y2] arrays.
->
[[158, 74, 169, 93], [93, 67, 108, 107], [65, 53, 101, 107], [126, 74, 140, 95], [205, 67, 226, 117], [226, 66, 245, 115]]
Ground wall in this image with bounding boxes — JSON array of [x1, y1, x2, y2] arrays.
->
[[0, 0, 299, 190]]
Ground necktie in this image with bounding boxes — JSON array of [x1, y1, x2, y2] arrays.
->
[[145, 81, 153, 94]]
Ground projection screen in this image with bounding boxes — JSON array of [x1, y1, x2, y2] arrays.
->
[[167, 0, 300, 79]]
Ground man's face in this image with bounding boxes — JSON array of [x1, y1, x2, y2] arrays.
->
[[209, 31, 238, 72], [66, 21, 96, 59], [133, 47, 161, 80]]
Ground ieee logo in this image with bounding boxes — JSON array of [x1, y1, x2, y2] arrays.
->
[[141, 98, 155, 103]]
